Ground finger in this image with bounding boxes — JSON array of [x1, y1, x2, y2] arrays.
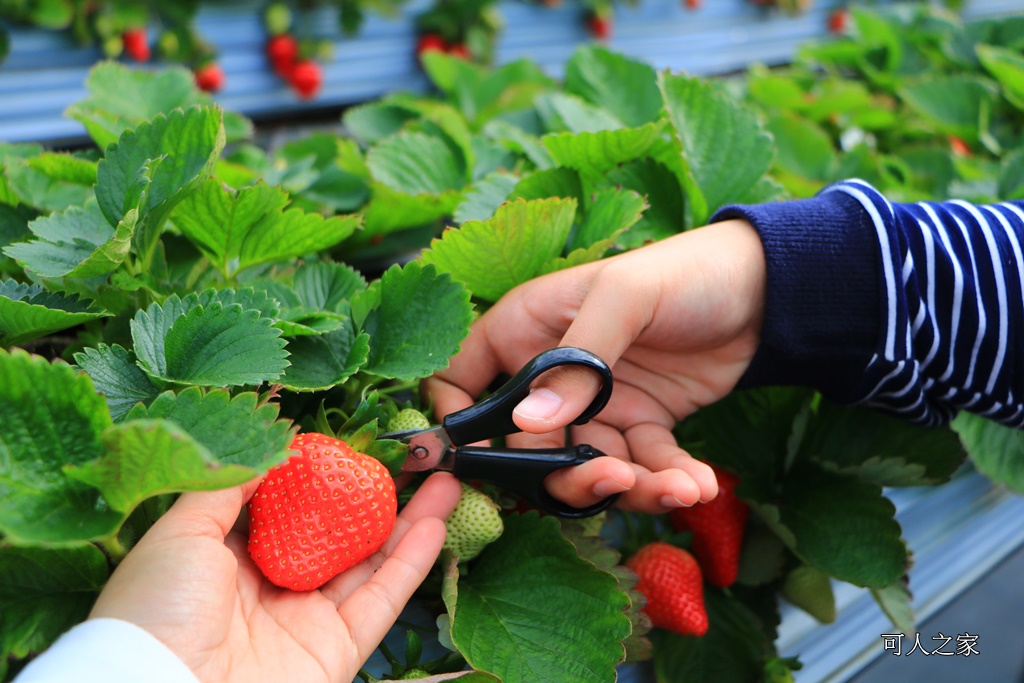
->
[[321, 472, 461, 604], [144, 476, 265, 544], [624, 423, 718, 502], [505, 427, 565, 451], [541, 456, 636, 508], [513, 265, 657, 433], [615, 468, 705, 514], [336, 515, 449, 665]]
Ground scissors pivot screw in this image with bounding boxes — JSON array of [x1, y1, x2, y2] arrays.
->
[[411, 445, 431, 460]]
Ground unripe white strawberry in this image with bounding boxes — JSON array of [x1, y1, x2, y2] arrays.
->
[[444, 483, 503, 561], [388, 408, 432, 433]]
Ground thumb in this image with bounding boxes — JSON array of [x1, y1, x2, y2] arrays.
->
[[511, 265, 655, 433]]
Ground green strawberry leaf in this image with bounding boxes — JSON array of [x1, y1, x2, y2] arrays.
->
[[535, 92, 624, 134], [952, 411, 1024, 492], [95, 105, 225, 266], [65, 419, 264, 513], [453, 172, 519, 224], [1, 146, 92, 214], [541, 121, 665, 184], [571, 188, 646, 252], [0, 545, 108, 660], [898, 75, 997, 139], [280, 323, 371, 392], [651, 588, 772, 683], [976, 44, 1024, 112], [603, 159, 685, 248], [540, 189, 646, 275], [124, 387, 293, 469], [766, 113, 835, 182], [354, 261, 473, 381], [361, 183, 462, 237], [0, 348, 123, 545], [26, 153, 98, 187], [0, 281, 108, 348], [870, 579, 915, 634], [799, 401, 966, 486], [292, 260, 367, 312], [131, 289, 287, 388], [149, 304, 288, 387], [443, 512, 631, 683], [998, 148, 1024, 200], [508, 167, 583, 204], [172, 179, 361, 278], [482, 120, 554, 169], [66, 61, 251, 149], [559, 517, 653, 663], [779, 463, 906, 588], [421, 53, 553, 126], [658, 72, 774, 226], [343, 101, 419, 145], [564, 46, 662, 128], [367, 131, 466, 195], [74, 344, 161, 421], [421, 197, 577, 302], [4, 201, 137, 278]]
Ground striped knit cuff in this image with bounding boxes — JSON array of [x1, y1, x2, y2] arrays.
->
[[711, 184, 883, 403]]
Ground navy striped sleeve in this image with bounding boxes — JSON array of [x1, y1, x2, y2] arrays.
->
[[712, 179, 1024, 428]]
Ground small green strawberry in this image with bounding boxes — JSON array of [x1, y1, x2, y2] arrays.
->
[[444, 483, 503, 561], [781, 564, 836, 623], [399, 669, 430, 679], [388, 408, 432, 433], [626, 542, 708, 637]]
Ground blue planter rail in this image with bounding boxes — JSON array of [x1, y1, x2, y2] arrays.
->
[[2, 0, 1018, 145]]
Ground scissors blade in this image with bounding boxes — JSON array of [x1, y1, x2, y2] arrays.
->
[[382, 425, 455, 473]]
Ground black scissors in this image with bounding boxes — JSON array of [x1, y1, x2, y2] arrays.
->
[[385, 347, 618, 518]]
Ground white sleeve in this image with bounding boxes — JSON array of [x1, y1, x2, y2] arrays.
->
[[14, 618, 201, 683]]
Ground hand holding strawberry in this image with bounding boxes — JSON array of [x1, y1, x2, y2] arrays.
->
[[89, 467, 461, 683]]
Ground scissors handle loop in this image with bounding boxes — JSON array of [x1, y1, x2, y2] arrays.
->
[[443, 347, 613, 447]]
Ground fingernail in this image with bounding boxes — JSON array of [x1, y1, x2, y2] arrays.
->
[[514, 388, 563, 422], [660, 495, 690, 508], [593, 479, 631, 497]]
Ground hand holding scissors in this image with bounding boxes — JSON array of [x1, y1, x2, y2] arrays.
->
[[388, 347, 619, 517]]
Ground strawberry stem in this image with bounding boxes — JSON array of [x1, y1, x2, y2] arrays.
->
[[99, 534, 129, 562]]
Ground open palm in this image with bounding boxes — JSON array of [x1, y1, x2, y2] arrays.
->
[[90, 472, 462, 683]]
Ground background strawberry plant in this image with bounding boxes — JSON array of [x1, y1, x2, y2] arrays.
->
[[3, 4, 1024, 682]]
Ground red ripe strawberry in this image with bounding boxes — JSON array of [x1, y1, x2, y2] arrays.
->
[[827, 8, 848, 34], [266, 34, 299, 76], [248, 433, 398, 591], [626, 542, 708, 637], [587, 14, 612, 40], [447, 43, 470, 60], [669, 465, 748, 588], [289, 59, 323, 99], [949, 135, 971, 157], [416, 33, 447, 59], [685, 0, 701, 8], [194, 63, 225, 93], [122, 28, 150, 62]]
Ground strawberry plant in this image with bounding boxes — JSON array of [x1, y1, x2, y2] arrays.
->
[[3, 10, 1024, 681]]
